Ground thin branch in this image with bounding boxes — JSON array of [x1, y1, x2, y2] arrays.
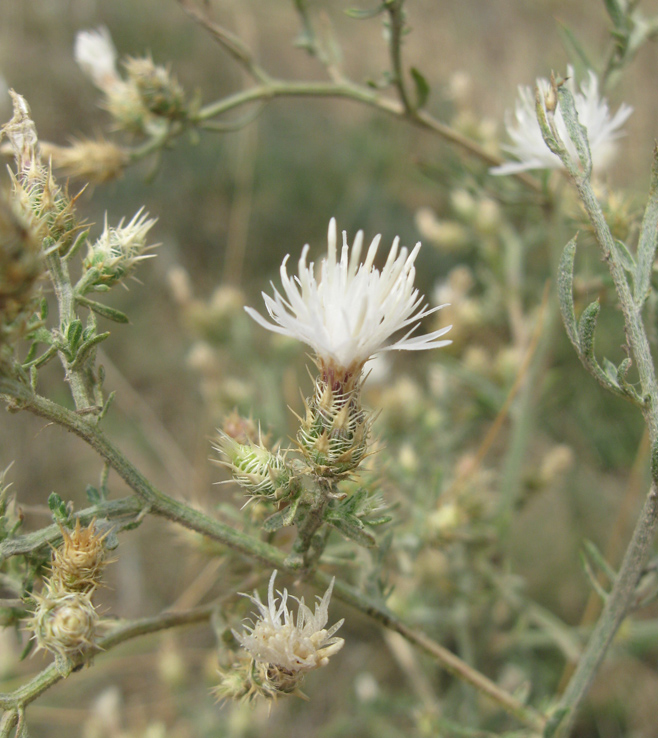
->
[[176, 0, 271, 84]]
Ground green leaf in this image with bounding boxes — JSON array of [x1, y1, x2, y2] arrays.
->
[[577, 300, 600, 361], [602, 357, 620, 387], [634, 144, 658, 306], [602, 0, 627, 29], [66, 320, 83, 353], [557, 236, 580, 350], [48, 492, 70, 525], [263, 497, 300, 532], [556, 21, 594, 72], [410, 67, 430, 110], [557, 84, 592, 175], [70, 331, 111, 370], [76, 296, 130, 324], [543, 707, 569, 738], [613, 239, 636, 276], [326, 511, 376, 547], [62, 229, 89, 262], [86, 485, 102, 505], [345, 4, 386, 19]]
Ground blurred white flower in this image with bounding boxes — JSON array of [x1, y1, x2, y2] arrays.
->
[[233, 571, 344, 674], [74, 27, 121, 91], [491, 66, 632, 176], [245, 218, 452, 375]]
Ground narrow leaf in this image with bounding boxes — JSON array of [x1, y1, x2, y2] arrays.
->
[[556, 22, 594, 72], [263, 497, 300, 532], [602, 357, 620, 387], [345, 5, 386, 19], [66, 320, 83, 351], [613, 239, 636, 275], [577, 300, 601, 360], [410, 67, 430, 109], [602, 0, 627, 29], [77, 296, 130, 324], [634, 144, 658, 306], [558, 84, 592, 175], [557, 236, 580, 350], [70, 331, 111, 370], [327, 513, 376, 547]]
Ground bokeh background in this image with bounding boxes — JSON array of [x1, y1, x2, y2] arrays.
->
[[2, 1, 658, 736]]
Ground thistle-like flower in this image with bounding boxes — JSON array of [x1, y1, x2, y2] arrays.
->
[[50, 518, 110, 593], [74, 27, 121, 92], [491, 66, 632, 176], [232, 571, 344, 695], [245, 218, 452, 382]]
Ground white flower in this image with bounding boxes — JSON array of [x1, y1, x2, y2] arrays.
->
[[491, 66, 632, 176], [233, 571, 344, 674], [245, 218, 452, 374], [74, 27, 121, 91]]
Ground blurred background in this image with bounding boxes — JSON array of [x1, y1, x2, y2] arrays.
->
[[2, 1, 658, 736]]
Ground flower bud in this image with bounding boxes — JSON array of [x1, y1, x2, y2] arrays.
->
[[82, 208, 157, 289], [124, 56, 186, 120], [297, 374, 371, 477], [213, 433, 296, 501]]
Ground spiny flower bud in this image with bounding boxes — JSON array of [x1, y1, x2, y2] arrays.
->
[[212, 433, 296, 502], [50, 518, 109, 593], [41, 138, 129, 184], [2, 91, 81, 250], [297, 373, 371, 478], [28, 584, 98, 659], [123, 56, 186, 120], [82, 208, 157, 289]]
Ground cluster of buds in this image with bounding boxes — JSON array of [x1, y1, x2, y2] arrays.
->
[[213, 432, 298, 503], [297, 371, 371, 478], [81, 208, 157, 292], [75, 28, 187, 135], [215, 572, 344, 702], [28, 519, 109, 662]]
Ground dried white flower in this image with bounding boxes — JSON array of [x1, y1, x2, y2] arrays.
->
[[74, 27, 121, 91], [245, 218, 452, 376], [491, 66, 632, 176], [233, 571, 344, 676]]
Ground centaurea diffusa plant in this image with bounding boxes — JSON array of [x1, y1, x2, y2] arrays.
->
[[4, 3, 658, 737]]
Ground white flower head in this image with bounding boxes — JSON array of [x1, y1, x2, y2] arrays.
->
[[491, 66, 632, 176], [74, 27, 121, 91], [233, 571, 344, 675], [245, 218, 452, 377]]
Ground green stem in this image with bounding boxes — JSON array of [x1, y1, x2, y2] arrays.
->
[[45, 249, 95, 412], [0, 378, 545, 731], [0, 496, 144, 564], [543, 87, 658, 736]]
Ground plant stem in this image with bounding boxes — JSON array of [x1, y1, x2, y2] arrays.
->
[[0, 377, 545, 731], [0, 496, 144, 564], [45, 250, 95, 412]]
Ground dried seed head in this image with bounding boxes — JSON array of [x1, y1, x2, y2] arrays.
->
[[28, 585, 98, 659], [50, 518, 110, 592], [41, 138, 129, 184]]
